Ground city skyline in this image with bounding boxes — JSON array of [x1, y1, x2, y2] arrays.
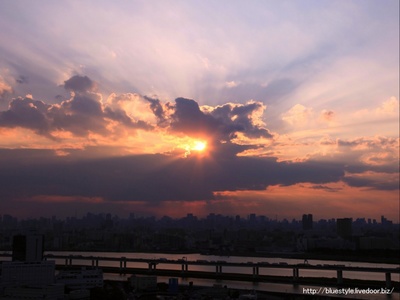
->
[[0, 1, 399, 221], [1, 211, 397, 225]]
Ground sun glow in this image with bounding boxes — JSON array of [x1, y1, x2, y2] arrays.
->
[[181, 140, 208, 157], [193, 141, 207, 151]]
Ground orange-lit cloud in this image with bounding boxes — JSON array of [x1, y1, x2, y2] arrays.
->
[[0, 77, 12, 96], [214, 182, 399, 222], [0, 1, 398, 222]]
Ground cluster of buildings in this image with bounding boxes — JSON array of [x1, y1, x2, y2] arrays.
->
[[0, 213, 398, 255], [297, 214, 398, 252], [0, 235, 103, 299], [0, 211, 398, 299], [0, 235, 264, 300]]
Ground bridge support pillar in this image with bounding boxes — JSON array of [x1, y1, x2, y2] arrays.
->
[[65, 257, 72, 266], [181, 263, 188, 273], [337, 269, 343, 285], [119, 257, 127, 273], [215, 265, 222, 275], [385, 272, 392, 289], [252, 266, 259, 278], [92, 259, 99, 267], [148, 262, 157, 272], [292, 268, 299, 282]]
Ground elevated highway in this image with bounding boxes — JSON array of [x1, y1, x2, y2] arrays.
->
[[49, 254, 400, 289], [1, 253, 398, 289]]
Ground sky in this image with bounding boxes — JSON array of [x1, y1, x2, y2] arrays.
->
[[0, 0, 399, 221]]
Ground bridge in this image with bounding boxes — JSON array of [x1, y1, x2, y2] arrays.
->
[[48, 254, 399, 289], [1, 253, 398, 289]]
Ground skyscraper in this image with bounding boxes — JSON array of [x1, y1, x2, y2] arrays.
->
[[337, 218, 353, 239], [12, 234, 44, 262], [302, 214, 313, 230]]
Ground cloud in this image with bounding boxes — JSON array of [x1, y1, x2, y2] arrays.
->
[[353, 97, 399, 119], [343, 171, 399, 191], [304, 136, 399, 193], [217, 79, 298, 104], [376, 97, 399, 115], [0, 97, 52, 137], [0, 77, 13, 100], [309, 184, 342, 192], [171, 97, 273, 144], [144, 95, 168, 127], [335, 136, 399, 172], [0, 75, 397, 203], [0, 75, 155, 138], [1, 75, 276, 152], [170, 97, 220, 137], [320, 109, 334, 121], [282, 104, 313, 125], [0, 148, 345, 204], [50, 93, 109, 137], [63, 75, 97, 93], [0, 93, 111, 139], [225, 81, 238, 88], [213, 182, 399, 221], [218, 101, 271, 139], [16, 75, 28, 84]]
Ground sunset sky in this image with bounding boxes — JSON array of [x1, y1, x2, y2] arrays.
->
[[0, 1, 399, 221]]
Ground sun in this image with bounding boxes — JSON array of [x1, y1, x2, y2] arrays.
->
[[193, 141, 207, 152], [180, 139, 208, 157]]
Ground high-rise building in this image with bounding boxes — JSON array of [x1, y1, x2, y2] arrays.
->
[[302, 214, 313, 230], [12, 235, 44, 262], [248, 214, 257, 223], [337, 218, 353, 239], [2, 234, 56, 290]]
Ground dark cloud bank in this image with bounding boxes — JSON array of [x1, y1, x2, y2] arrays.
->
[[0, 148, 345, 202], [0, 75, 396, 205]]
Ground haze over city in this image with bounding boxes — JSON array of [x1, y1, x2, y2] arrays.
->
[[0, 1, 398, 221]]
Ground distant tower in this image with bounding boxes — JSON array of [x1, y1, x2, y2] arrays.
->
[[336, 218, 353, 239], [302, 214, 313, 230], [248, 213, 257, 223], [12, 234, 44, 262]]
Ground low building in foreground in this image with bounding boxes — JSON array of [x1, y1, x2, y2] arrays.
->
[[129, 275, 157, 291], [56, 267, 103, 290]]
